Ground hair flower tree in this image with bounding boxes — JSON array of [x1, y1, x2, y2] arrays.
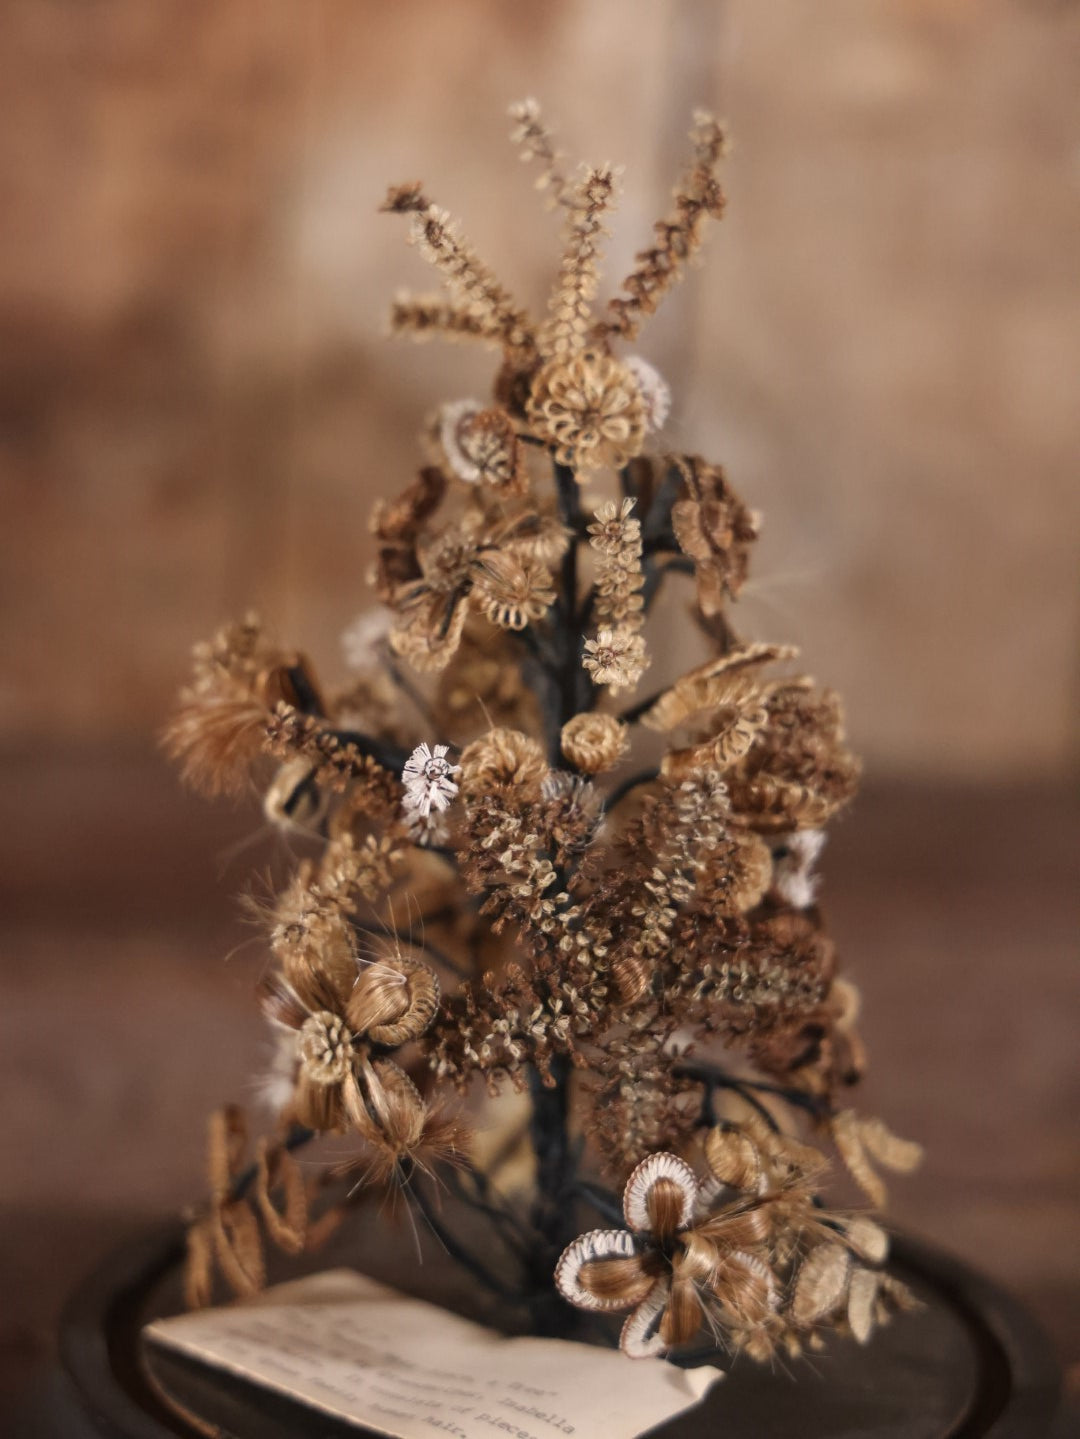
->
[[166, 100, 922, 1365]]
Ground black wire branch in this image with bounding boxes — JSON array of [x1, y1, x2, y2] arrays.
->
[[641, 461, 685, 549], [673, 1059, 833, 1125], [445, 1166, 538, 1257], [379, 646, 438, 728], [406, 1171, 523, 1302], [573, 1179, 624, 1227], [642, 554, 693, 612]]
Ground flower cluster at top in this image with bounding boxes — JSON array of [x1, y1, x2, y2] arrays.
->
[[165, 101, 920, 1364]]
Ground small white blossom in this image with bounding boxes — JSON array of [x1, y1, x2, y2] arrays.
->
[[438, 398, 486, 482], [255, 1030, 299, 1116], [402, 741, 460, 819], [771, 829, 826, 908], [624, 355, 671, 433], [341, 607, 392, 670]]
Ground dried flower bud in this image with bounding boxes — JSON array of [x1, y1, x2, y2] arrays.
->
[[611, 951, 651, 1004], [458, 728, 547, 795], [671, 454, 759, 612], [347, 953, 441, 1048], [560, 712, 629, 773], [792, 1241, 851, 1326], [838, 1216, 889, 1267], [389, 591, 468, 673], [438, 401, 526, 492], [858, 1117, 924, 1174], [346, 1055, 427, 1157], [831, 1110, 912, 1209]]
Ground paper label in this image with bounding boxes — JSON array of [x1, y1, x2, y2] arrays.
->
[[144, 1268, 721, 1439]]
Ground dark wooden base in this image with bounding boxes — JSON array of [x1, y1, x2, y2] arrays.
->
[[15, 1223, 1063, 1438]]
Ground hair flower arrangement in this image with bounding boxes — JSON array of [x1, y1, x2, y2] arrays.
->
[[164, 99, 920, 1372]]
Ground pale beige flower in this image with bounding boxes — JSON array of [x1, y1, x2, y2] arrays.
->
[[587, 497, 640, 557], [582, 627, 647, 692], [526, 350, 646, 471]]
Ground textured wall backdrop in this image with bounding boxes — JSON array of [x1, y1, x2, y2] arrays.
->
[[2, 0, 1078, 778]]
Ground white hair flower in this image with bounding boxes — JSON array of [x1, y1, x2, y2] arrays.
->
[[341, 608, 392, 670], [624, 355, 671, 433], [771, 829, 826, 909], [401, 742, 460, 818]]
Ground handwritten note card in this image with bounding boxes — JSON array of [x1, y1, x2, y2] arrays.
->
[[145, 1269, 721, 1439]]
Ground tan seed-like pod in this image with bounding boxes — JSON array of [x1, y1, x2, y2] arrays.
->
[[704, 1125, 764, 1194], [832, 1109, 887, 1209], [858, 1117, 924, 1175], [791, 1241, 851, 1326], [347, 954, 441, 1047], [840, 1215, 889, 1266], [560, 712, 629, 774], [846, 1266, 881, 1344]]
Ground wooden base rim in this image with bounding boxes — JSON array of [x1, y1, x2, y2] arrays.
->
[[35, 1225, 1063, 1439]]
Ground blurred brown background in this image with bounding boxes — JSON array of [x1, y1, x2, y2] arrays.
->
[[2, 0, 1078, 1424]]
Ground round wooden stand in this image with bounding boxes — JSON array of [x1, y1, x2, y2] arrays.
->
[[19, 1223, 1063, 1438]]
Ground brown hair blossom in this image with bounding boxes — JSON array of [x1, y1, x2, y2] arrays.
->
[[166, 99, 919, 1372]]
